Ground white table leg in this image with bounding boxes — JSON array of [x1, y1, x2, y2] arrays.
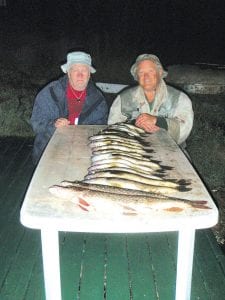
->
[[41, 229, 61, 300], [175, 229, 195, 300]]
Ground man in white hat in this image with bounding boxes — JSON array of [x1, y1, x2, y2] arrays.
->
[[31, 51, 108, 164], [108, 54, 194, 146]]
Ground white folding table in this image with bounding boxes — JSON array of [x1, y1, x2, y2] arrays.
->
[[20, 125, 218, 300]]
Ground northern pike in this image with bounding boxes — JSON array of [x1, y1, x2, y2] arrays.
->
[[49, 184, 210, 214], [83, 177, 191, 193], [60, 180, 169, 197]]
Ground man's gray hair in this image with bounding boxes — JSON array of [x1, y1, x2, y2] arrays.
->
[[130, 54, 168, 81]]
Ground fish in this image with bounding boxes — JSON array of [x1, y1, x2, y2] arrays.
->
[[91, 151, 154, 163], [84, 170, 189, 189], [119, 123, 146, 134], [83, 177, 191, 194], [90, 157, 166, 173], [88, 160, 163, 175], [88, 134, 151, 147], [60, 180, 169, 197], [88, 166, 164, 180], [92, 149, 153, 158], [88, 139, 146, 151], [91, 153, 163, 170], [101, 127, 142, 138], [105, 123, 146, 137], [91, 144, 152, 155], [49, 184, 210, 214], [95, 129, 147, 143]]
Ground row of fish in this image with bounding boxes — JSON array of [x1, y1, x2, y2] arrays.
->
[[49, 123, 210, 214]]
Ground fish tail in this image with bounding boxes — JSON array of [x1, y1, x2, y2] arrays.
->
[[191, 200, 211, 209], [176, 179, 191, 185], [177, 186, 192, 192], [77, 197, 95, 212]]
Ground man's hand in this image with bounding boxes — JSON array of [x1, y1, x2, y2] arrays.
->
[[54, 118, 70, 128], [135, 113, 160, 133]]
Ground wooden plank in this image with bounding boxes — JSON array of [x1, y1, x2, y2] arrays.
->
[[1, 138, 225, 300], [105, 235, 131, 300], [23, 248, 45, 300], [0, 138, 28, 177], [78, 234, 106, 300], [60, 232, 87, 300], [145, 233, 177, 299], [0, 229, 41, 300], [192, 230, 225, 299], [126, 234, 157, 299]]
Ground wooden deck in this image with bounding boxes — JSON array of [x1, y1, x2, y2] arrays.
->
[[1, 137, 225, 300]]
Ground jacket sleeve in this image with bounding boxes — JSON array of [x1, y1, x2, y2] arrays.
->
[[92, 93, 109, 124], [30, 85, 59, 137], [166, 92, 194, 144], [107, 95, 127, 124]]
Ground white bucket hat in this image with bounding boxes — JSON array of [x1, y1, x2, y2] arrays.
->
[[61, 51, 96, 73], [130, 54, 168, 80]]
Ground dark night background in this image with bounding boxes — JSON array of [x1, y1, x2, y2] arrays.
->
[[1, 0, 225, 84]]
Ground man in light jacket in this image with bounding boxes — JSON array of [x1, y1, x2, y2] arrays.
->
[[108, 54, 194, 146]]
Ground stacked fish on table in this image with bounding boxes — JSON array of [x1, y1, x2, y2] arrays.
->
[[49, 123, 210, 213]]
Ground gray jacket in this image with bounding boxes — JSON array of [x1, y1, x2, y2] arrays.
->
[[108, 82, 194, 144], [31, 75, 108, 164]]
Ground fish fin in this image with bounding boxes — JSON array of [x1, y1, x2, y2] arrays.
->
[[177, 186, 192, 192], [77, 198, 93, 212], [160, 165, 174, 170], [122, 205, 138, 216], [164, 207, 184, 212], [191, 200, 211, 209], [177, 179, 192, 186]]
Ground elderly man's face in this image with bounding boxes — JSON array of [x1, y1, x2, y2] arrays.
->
[[137, 60, 162, 92], [68, 64, 90, 91]]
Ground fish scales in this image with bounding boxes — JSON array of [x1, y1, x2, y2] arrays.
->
[[88, 166, 164, 180], [49, 184, 210, 213], [89, 140, 146, 151], [83, 177, 191, 194], [90, 159, 160, 174], [84, 170, 182, 189], [91, 153, 162, 170], [89, 134, 151, 147]]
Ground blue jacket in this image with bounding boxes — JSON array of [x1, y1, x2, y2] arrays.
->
[[30, 75, 108, 164]]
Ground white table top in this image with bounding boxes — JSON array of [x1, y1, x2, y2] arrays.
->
[[20, 125, 218, 233]]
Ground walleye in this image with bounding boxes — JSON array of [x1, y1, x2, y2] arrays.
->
[[84, 170, 189, 189], [92, 149, 153, 158], [91, 158, 165, 173], [49, 184, 210, 214], [91, 152, 154, 163], [91, 144, 152, 155], [88, 166, 165, 180], [89, 134, 151, 147], [83, 177, 191, 194], [88, 160, 164, 175], [89, 139, 146, 151], [103, 123, 146, 137], [91, 153, 163, 170]]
